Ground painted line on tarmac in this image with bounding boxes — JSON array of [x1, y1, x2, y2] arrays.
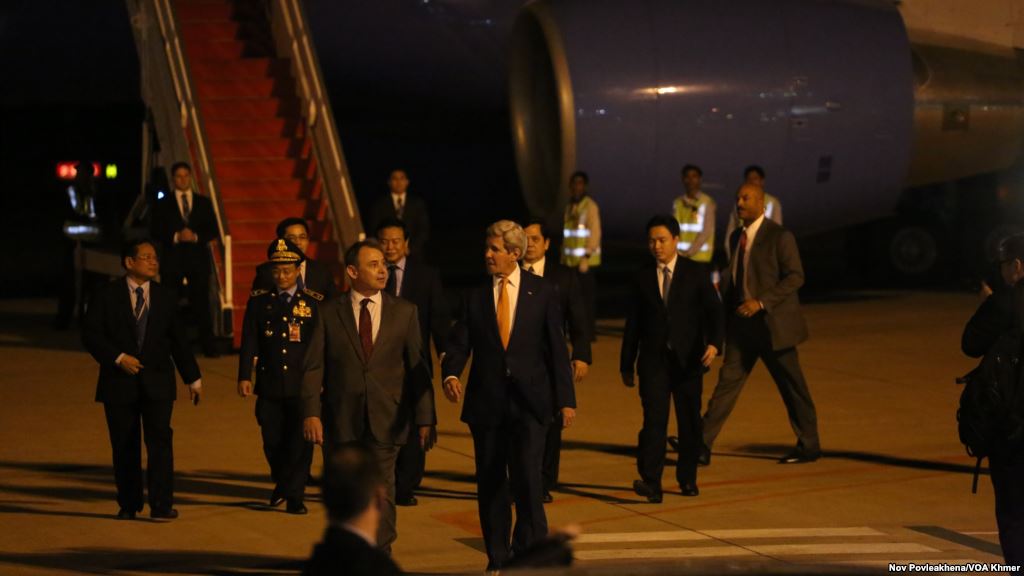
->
[[747, 542, 938, 556], [575, 542, 938, 562], [576, 530, 709, 543], [576, 546, 756, 561], [703, 527, 884, 539], [908, 525, 1004, 557]]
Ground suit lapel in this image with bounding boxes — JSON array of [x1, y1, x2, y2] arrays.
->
[[484, 279, 502, 348], [337, 293, 363, 362], [508, 273, 530, 351], [117, 278, 136, 332], [375, 293, 397, 359]]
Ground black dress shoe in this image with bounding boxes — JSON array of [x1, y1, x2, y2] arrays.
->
[[269, 494, 286, 508], [633, 479, 663, 503], [698, 444, 711, 466], [778, 450, 821, 464], [150, 508, 179, 520], [396, 495, 418, 507], [286, 501, 308, 515], [667, 436, 680, 452], [680, 483, 700, 497], [542, 490, 554, 503], [116, 508, 136, 520]]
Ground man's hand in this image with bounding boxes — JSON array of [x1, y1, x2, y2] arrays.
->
[[179, 227, 198, 243], [442, 377, 462, 403], [117, 355, 144, 375], [736, 299, 763, 318], [621, 372, 635, 388], [188, 381, 201, 406], [701, 345, 718, 367], [578, 259, 590, 273], [419, 425, 437, 451], [560, 407, 576, 428], [237, 380, 253, 398], [303, 416, 324, 445], [572, 360, 589, 384]]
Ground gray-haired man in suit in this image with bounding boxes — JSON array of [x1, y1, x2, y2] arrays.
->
[[701, 183, 821, 465], [301, 239, 436, 553]]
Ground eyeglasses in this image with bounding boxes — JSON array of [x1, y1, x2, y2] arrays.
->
[[284, 234, 309, 243], [133, 254, 159, 262]]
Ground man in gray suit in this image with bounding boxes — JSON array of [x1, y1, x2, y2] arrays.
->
[[701, 184, 821, 465], [301, 239, 435, 553]]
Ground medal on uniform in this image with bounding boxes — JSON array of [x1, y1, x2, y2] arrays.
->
[[288, 322, 301, 342], [293, 300, 312, 318]]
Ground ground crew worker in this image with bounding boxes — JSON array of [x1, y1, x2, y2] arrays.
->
[[674, 164, 716, 263]]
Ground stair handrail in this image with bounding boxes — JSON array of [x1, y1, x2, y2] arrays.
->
[[267, 0, 364, 254], [149, 0, 235, 312]]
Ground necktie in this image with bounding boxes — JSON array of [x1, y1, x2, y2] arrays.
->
[[661, 266, 672, 305], [134, 286, 148, 351], [395, 196, 405, 219], [359, 298, 374, 362], [496, 276, 510, 349], [180, 193, 191, 224], [385, 264, 398, 296], [525, 264, 534, 274], [735, 229, 748, 307], [280, 291, 291, 305]]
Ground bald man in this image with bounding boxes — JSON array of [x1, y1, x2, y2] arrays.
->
[[701, 184, 821, 465]]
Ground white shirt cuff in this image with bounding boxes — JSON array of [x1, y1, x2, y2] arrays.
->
[[115, 353, 126, 366]]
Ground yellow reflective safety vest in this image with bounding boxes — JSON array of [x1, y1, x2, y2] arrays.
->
[[562, 196, 601, 267], [673, 192, 715, 263]]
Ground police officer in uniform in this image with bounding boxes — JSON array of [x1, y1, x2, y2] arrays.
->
[[238, 238, 324, 514]]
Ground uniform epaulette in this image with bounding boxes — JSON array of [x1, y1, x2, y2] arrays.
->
[[250, 288, 270, 297], [302, 288, 324, 301]]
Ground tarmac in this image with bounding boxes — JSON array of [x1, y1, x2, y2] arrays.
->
[[0, 291, 1010, 574]]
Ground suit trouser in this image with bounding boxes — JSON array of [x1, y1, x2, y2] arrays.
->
[[702, 314, 820, 454], [470, 394, 548, 570], [991, 453, 1024, 565], [542, 412, 563, 492], [395, 427, 425, 500], [637, 350, 702, 487], [255, 396, 312, 503], [103, 399, 174, 512]]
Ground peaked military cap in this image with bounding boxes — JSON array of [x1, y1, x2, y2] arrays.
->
[[267, 237, 306, 266]]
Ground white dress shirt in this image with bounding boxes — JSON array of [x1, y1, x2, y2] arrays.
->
[[117, 277, 201, 389], [391, 192, 406, 212], [493, 265, 522, 336], [658, 254, 678, 301], [351, 289, 383, 342], [732, 213, 766, 302], [524, 256, 546, 278]]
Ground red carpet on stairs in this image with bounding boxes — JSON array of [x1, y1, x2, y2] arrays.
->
[[175, 0, 341, 347]]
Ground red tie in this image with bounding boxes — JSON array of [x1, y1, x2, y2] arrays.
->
[[359, 298, 374, 363]]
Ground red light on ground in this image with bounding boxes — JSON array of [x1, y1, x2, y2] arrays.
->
[[56, 161, 101, 180]]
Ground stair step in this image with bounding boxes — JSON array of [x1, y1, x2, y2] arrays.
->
[[191, 58, 287, 80], [200, 98, 298, 120], [209, 138, 300, 160], [205, 118, 296, 140], [229, 220, 279, 241], [215, 158, 302, 180], [195, 77, 283, 100], [234, 240, 338, 263], [180, 21, 239, 42], [223, 199, 311, 220], [219, 178, 310, 199], [185, 39, 246, 61], [174, 1, 233, 23]]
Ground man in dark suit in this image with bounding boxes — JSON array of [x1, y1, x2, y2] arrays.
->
[[238, 238, 325, 515], [522, 217, 591, 502], [702, 183, 821, 465], [149, 161, 220, 356], [376, 217, 451, 506], [82, 238, 202, 520], [442, 220, 576, 571], [301, 240, 436, 554], [251, 217, 338, 299], [305, 444, 402, 576], [365, 169, 431, 257], [620, 215, 723, 502]]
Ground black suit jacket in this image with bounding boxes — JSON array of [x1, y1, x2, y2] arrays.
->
[[366, 194, 431, 255], [530, 261, 592, 364], [443, 270, 575, 426], [149, 192, 218, 280], [395, 256, 450, 370], [620, 257, 724, 379], [82, 277, 201, 403], [304, 525, 401, 576], [251, 259, 338, 300]]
